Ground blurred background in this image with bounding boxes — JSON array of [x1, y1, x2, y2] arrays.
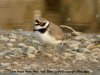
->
[[0, 0, 100, 33]]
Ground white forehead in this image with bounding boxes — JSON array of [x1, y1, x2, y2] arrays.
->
[[34, 22, 38, 25]]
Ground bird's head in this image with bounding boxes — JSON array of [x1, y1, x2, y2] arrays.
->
[[34, 19, 49, 30]]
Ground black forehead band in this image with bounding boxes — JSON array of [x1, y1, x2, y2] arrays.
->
[[35, 20, 40, 23]]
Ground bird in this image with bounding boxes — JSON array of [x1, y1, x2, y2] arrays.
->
[[33, 18, 65, 46]]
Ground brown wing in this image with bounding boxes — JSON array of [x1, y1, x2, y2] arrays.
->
[[49, 22, 64, 40]]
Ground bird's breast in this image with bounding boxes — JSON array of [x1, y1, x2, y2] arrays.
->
[[33, 31, 61, 45]]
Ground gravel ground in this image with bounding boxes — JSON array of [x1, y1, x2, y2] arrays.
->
[[0, 29, 100, 73]]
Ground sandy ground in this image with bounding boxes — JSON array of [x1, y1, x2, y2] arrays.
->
[[0, 29, 100, 74]]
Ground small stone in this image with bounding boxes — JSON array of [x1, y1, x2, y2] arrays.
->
[[89, 59, 99, 63], [30, 64, 38, 69], [12, 62, 19, 65], [52, 57, 59, 62], [0, 70, 4, 73], [48, 69, 58, 72], [23, 66, 31, 70], [43, 53, 52, 57], [18, 43, 27, 48], [19, 36, 23, 41], [69, 43, 79, 50], [4, 56, 11, 59], [66, 41, 80, 50], [27, 54, 36, 58], [6, 66, 12, 70], [9, 39, 16, 42], [7, 43, 14, 47], [89, 38, 96, 42], [0, 62, 10, 67], [9, 34, 17, 39], [92, 48, 100, 51], [27, 46, 37, 54], [87, 44, 95, 49], [78, 48, 90, 53], [0, 50, 11, 56], [84, 41, 91, 45], [10, 47, 26, 54], [87, 69, 93, 73], [75, 53, 86, 60], [62, 52, 73, 59], [4, 51, 15, 57], [0, 36, 9, 41]]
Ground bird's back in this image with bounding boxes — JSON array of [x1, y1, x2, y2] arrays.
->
[[49, 22, 64, 40]]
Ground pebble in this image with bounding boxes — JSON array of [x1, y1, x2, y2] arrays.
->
[[9, 47, 26, 55], [9, 34, 17, 39], [87, 43, 95, 49], [12, 62, 19, 65], [4, 56, 11, 59], [84, 41, 91, 45], [0, 62, 10, 67], [92, 48, 100, 52], [43, 53, 52, 57], [19, 36, 23, 41], [75, 53, 86, 60], [89, 38, 96, 42], [52, 57, 59, 62], [62, 53, 73, 59], [78, 48, 90, 53], [6, 66, 12, 70], [66, 40, 80, 50], [96, 35, 100, 39], [18, 43, 27, 48], [0, 36, 9, 41], [30, 64, 39, 69], [48, 69, 58, 72], [6, 43, 14, 47], [89, 58, 99, 63], [69, 43, 79, 50], [0, 70, 4, 73], [3, 50, 16, 57], [9, 39, 16, 42], [27, 46, 37, 54], [27, 54, 36, 58], [23, 66, 31, 70]]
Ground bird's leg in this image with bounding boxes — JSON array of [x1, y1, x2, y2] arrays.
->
[[52, 45, 57, 58]]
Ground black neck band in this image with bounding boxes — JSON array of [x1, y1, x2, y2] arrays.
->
[[34, 24, 49, 33]]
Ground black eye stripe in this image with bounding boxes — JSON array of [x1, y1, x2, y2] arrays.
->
[[40, 22, 46, 26], [34, 20, 46, 26], [35, 22, 46, 26]]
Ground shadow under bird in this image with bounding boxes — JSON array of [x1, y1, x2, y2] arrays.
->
[[33, 18, 65, 45]]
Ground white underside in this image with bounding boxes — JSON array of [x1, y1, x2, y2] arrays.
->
[[33, 31, 61, 45]]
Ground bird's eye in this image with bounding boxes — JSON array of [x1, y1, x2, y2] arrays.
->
[[40, 22, 46, 26]]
